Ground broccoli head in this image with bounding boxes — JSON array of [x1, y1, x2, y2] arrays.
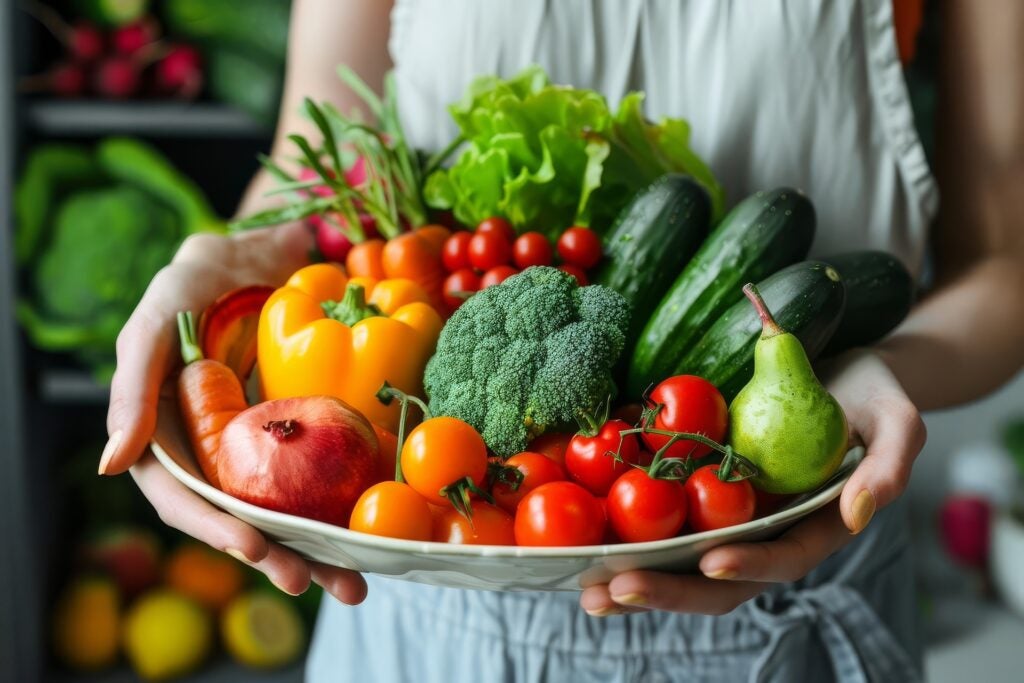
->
[[424, 266, 631, 456]]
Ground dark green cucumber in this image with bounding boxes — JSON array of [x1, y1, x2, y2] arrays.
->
[[594, 174, 711, 350], [821, 250, 915, 356], [627, 188, 816, 396], [677, 261, 846, 402]]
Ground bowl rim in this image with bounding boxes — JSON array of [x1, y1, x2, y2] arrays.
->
[[151, 434, 861, 559]]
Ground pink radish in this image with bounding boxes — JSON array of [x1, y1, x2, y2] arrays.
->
[[113, 18, 158, 56], [94, 57, 139, 98], [69, 22, 104, 62], [155, 44, 203, 98], [51, 62, 87, 97]]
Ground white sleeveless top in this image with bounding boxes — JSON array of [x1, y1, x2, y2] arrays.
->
[[308, 3, 937, 681], [390, 0, 938, 276]]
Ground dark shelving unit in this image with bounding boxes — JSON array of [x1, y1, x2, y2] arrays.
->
[[0, 4, 305, 682]]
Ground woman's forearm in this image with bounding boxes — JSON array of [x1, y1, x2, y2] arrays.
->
[[876, 255, 1024, 411]]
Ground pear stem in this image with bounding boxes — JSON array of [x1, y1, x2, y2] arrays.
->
[[743, 283, 785, 338]]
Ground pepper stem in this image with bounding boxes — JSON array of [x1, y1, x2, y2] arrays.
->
[[321, 283, 383, 326]]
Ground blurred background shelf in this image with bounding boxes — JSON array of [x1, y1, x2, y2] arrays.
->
[[50, 659, 303, 683], [38, 369, 109, 404], [24, 100, 269, 138]]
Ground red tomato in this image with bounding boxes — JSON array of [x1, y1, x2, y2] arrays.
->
[[607, 469, 688, 543], [559, 264, 589, 286], [468, 231, 513, 271], [512, 232, 553, 269], [642, 375, 728, 459], [442, 268, 481, 311], [433, 501, 516, 545], [480, 265, 519, 289], [557, 226, 602, 269], [514, 481, 605, 546], [442, 231, 473, 272], [565, 419, 641, 496], [596, 497, 620, 544], [349, 481, 433, 541], [528, 432, 573, 469], [684, 465, 756, 532], [492, 452, 566, 512], [475, 216, 516, 243]]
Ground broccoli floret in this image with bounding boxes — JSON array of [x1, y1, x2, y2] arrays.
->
[[424, 266, 631, 456]]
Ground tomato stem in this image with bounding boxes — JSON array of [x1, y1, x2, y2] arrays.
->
[[615, 427, 761, 481]]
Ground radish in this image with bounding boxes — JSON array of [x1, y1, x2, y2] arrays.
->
[[51, 62, 88, 97], [112, 18, 158, 55], [94, 57, 139, 98], [155, 44, 203, 98], [68, 22, 105, 62]]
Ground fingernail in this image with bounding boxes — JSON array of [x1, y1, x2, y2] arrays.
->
[[97, 430, 123, 475], [610, 592, 647, 606], [585, 606, 622, 617], [704, 567, 738, 580], [270, 577, 304, 597], [225, 548, 252, 564], [851, 489, 876, 534]]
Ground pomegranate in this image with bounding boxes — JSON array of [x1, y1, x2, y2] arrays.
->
[[217, 397, 381, 527]]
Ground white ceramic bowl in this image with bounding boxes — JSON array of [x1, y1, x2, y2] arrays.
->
[[152, 395, 862, 592]]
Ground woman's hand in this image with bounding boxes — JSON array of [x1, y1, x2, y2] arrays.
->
[[579, 350, 927, 616], [99, 223, 368, 605]]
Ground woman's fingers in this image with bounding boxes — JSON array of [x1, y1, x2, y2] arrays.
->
[[697, 502, 850, 583], [130, 451, 321, 595], [310, 562, 369, 606], [130, 452, 269, 561], [838, 395, 926, 533], [583, 573, 767, 616]]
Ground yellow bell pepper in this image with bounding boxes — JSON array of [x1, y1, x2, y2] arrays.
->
[[257, 263, 442, 432]]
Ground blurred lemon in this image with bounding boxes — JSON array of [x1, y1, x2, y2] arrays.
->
[[164, 542, 246, 612], [123, 590, 212, 680], [222, 591, 305, 668], [52, 576, 120, 671]]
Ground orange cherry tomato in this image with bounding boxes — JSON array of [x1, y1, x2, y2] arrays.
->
[[382, 226, 450, 310], [346, 239, 387, 279], [349, 481, 433, 541], [401, 416, 487, 506], [432, 501, 516, 545], [492, 452, 566, 513]]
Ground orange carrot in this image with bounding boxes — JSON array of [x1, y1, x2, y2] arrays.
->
[[346, 239, 387, 279], [381, 225, 450, 311], [177, 311, 249, 488]]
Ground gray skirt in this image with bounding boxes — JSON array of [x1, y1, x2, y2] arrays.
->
[[306, 497, 922, 682]]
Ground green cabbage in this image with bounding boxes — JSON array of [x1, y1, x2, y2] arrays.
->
[[14, 138, 223, 382], [424, 66, 724, 238]]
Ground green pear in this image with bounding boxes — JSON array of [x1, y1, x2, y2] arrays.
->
[[728, 283, 848, 494]]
